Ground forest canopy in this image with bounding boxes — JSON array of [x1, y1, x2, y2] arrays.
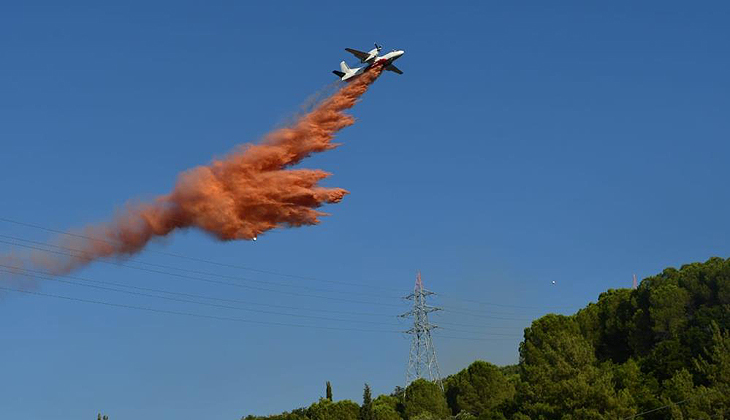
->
[[242, 257, 730, 420]]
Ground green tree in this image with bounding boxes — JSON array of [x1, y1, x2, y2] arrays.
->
[[656, 368, 725, 419], [409, 413, 441, 420], [610, 357, 659, 416], [696, 322, 730, 391], [326, 381, 333, 401], [372, 395, 402, 420], [694, 322, 730, 416], [596, 289, 635, 362], [361, 383, 374, 420], [308, 398, 359, 420], [372, 406, 402, 420], [649, 283, 690, 339], [403, 379, 449, 419], [243, 413, 308, 420], [518, 315, 632, 419], [642, 338, 691, 381], [444, 360, 514, 417]]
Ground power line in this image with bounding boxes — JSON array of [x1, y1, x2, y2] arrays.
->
[[619, 394, 705, 420], [435, 326, 520, 337], [0, 264, 524, 336], [436, 320, 528, 331], [0, 267, 403, 327], [0, 216, 405, 291], [0, 284, 519, 341], [439, 292, 575, 311], [440, 307, 533, 321], [0, 236, 543, 321], [436, 301, 542, 317], [0, 284, 401, 333], [0, 233, 401, 299], [0, 216, 579, 312], [0, 264, 392, 317], [432, 334, 520, 342], [0, 239, 406, 308]]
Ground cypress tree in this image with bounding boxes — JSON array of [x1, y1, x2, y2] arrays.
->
[[360, 383, 374, 420]]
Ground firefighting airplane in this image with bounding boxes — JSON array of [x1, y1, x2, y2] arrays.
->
[[332, 43, 405, 81]]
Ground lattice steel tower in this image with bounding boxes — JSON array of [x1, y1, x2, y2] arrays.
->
[[400, 271, 443, 391]]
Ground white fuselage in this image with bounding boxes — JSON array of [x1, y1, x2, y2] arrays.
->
[[373, 50, 405, 67]]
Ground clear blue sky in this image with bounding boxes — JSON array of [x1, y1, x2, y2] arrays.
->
[[1, 1, 728, 419]]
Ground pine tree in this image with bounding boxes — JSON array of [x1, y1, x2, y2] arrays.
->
[[360, 383, 374, 420], [326, 381, 333, 401]]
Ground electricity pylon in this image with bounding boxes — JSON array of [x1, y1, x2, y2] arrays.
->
[[400, 271, 443, 391]]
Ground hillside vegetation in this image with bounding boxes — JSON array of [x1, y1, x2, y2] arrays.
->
[[243, 257, 730, 419]]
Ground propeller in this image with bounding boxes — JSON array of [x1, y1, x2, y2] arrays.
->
[[375, 43, 382, 51]]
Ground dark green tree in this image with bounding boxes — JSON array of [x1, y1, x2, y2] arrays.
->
[[403, 379, 449, 419], [694, 322, 730, 416], [518, 314, 633, 419], [361, 383, 374, 420], [326, 381, 333, 401], [649, 283, 690, 339], [444, 360, 514, 417], [307, 398, 359, 420], [372, 395, 402, 420], [659, 369, 717, 419]]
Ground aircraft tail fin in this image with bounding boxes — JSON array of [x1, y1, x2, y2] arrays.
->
[[340, 61, 350, 73], [332, 70, 345, 78]]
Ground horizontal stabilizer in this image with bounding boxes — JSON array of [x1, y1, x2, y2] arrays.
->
[[385, 64, 403, 75], [332, 70, 345, 78]]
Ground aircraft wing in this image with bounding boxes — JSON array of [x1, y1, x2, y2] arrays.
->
[[345, 48, 370, 61], [385, 64, 403, 75]]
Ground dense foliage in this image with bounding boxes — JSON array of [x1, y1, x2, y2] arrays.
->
[[242, 257, 730, 419]]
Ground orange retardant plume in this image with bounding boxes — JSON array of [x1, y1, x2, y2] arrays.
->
[[2, 67, 383, 280]]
